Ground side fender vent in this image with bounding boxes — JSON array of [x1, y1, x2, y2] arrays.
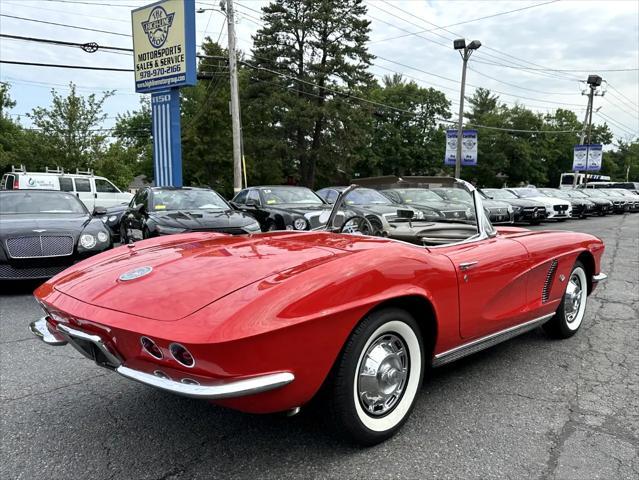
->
[[542, 259, 558, 303]]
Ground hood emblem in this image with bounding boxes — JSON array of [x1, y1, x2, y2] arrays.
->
[[32, 229, 47, 233], [119, 266, 153, 281]]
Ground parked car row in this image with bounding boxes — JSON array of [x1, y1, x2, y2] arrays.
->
[[2, 178, 637, 280]]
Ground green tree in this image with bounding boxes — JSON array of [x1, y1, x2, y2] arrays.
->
[[27, 83, 113, 172], [112, 98, 153, 181], [250, 0, 374, 187], [359, 74, 451, 177]]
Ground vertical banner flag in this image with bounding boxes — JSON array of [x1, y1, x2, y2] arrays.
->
[[573, 144, 603, 172], [572, 145, 588, 171], [445, 130, 478, 166], [132, 0, 196, 187], [587, 144, 603, 171]]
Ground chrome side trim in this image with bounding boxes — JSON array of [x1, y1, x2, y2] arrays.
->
[[592, 272, 607, 283], [116, 366, 295, 400], [56, 323, 122, 368], [432, 313, 555, 367], [29, 317, 68, 346]]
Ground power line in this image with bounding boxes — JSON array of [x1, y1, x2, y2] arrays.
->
[[596, 112, 638, 136], [0, 13, 130, 37], [472, 58, 638, 73], [606, 83, 639, 109], [466, 64, 578, 96], [1, 60, 133, 72], [0, 33, 132, 52]]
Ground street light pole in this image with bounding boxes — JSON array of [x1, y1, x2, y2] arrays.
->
[[226, 0, 242, 194], [453, 39, 481, 179], [573, 75, 603, 188]]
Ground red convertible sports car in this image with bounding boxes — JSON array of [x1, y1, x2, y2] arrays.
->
[[30, 178, 606, 445]]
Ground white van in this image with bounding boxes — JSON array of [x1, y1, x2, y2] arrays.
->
[[1, 166, 133, 209]]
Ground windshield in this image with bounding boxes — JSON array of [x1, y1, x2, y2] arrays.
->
[[261, 187, 323, 205], [567, 190, 588, 198], [0, 191, 87, 214], [432, 188, 472, 203], [483, 189, 517, 200], [152, 189, 229, 211], [511, 188, 540, 198], [343, 188, 393, 205], [540, 189, 567, 198], [387, 188, 442, 204]]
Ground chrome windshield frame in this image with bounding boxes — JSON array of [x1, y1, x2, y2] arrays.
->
[[322, 177, 496, 247]]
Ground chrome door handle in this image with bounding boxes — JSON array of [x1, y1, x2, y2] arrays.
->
[[459, 261, 479, 271]]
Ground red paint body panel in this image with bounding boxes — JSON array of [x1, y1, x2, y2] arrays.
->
[[35, 228, 605, 414]]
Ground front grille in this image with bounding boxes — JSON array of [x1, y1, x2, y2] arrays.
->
[[0, 263, 69, 279], [553, 205, 568, 212], [491, 208, 507, 215], [5, 236, 74, 259], [542, 259, 558, 303]]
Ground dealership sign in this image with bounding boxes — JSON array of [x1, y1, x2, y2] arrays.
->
[[445, 129, 478, 166], [131, 0, 196, 93], [573, 144, 603, 172]]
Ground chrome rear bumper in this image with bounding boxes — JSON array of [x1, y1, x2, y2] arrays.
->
[[29, 317, 294, 400]]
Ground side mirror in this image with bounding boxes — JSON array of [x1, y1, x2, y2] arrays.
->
[[396, 209, 414, 219], [92, 206, 107, 216]]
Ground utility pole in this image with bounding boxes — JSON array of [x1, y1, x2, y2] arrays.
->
[[453, 39, 481, 179], [573, 75, 604, 188], [226, 0, 242, 193]]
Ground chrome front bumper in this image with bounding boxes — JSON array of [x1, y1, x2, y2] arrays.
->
[[29, 317, 294, 400]]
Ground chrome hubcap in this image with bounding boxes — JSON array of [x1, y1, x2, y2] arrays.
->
[[564, 273, 583, 323], [358, 333, 409, 416]]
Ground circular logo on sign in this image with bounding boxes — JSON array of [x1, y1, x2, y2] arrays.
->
[[28, 177, 36, 186], [141, 6, 175, 48], [119, 266, 153, 281]]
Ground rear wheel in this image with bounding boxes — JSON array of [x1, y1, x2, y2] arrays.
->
[[327, 308, 424, 445], [543, 261, 588, 339]]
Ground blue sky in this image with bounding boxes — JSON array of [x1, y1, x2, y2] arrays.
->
[[1, 0, 637, 141]]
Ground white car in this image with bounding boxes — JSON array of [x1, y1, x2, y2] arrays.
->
[[1, 166, 133, 210], [506, 187, 572, 220]]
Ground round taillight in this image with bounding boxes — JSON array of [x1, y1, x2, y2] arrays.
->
[[169, 343, 195, 368], [140, 336, 163, 359]]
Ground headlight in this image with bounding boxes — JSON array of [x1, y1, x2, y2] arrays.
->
[[507, 205, 513, 213], [293, 218, 308, 230], [107, 215, 118, 223], [100, 216, 108, 224], [80, 234, 96, 249], [244, 221, 261, 232], [513, 205, 522, 212], [156, 225, 186, 235], [465, 207, 473, 218], [97, 231, 109, 243]]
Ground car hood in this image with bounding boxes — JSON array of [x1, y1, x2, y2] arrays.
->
[[0, 214, 91, 236], [407, 200, 468, 213], [150, 209, 257, 229], [52, 233, 345, 321]]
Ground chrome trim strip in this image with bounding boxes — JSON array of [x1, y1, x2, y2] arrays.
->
[[56, 323, 122, 367], [432, 313, 555, 367], [116, 366, 295, 400], [592, 272, 607, 282], [29, 317, 68, 346]]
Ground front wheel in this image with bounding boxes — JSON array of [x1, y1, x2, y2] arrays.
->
[[327, 308, 424, 445], [543, 261, 588, 338]]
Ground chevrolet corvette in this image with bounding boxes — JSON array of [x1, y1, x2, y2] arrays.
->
[[30, 179, 606, 445]]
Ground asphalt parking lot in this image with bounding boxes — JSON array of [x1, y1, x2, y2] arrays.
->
[[1, 214, 638, 480]]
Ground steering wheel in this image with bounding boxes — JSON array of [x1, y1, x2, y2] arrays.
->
[[339, 215, 376, 236]]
